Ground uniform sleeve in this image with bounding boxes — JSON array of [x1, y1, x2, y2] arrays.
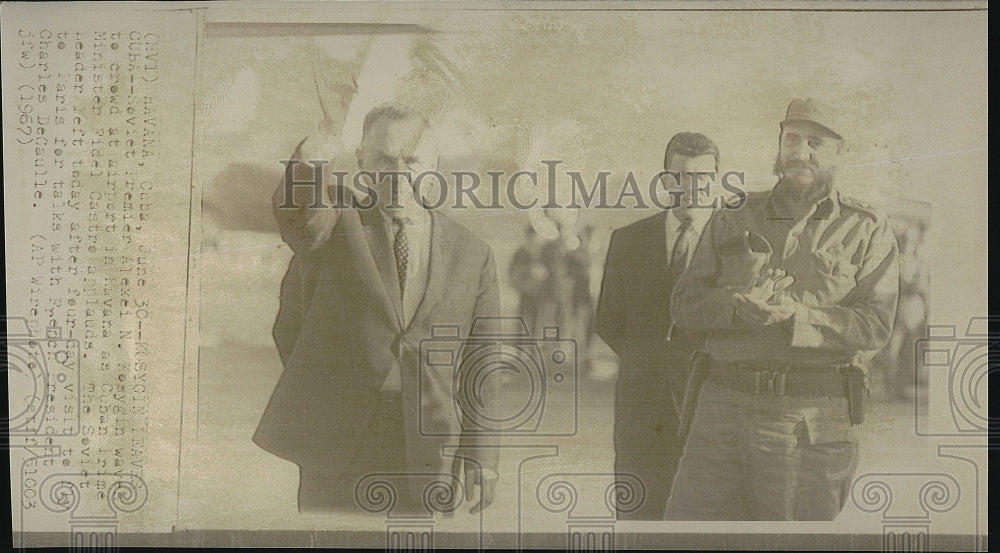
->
[[790, 219, 900, 351], [670, 211, 742, 331]]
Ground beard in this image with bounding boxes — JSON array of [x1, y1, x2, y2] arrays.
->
[[773, 155, 834, 205]]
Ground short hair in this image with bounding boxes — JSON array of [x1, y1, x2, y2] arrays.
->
[[361, 102, 429, 138], [663, 132, 720, 171]]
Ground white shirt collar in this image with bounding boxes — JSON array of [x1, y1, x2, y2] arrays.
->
[[379, 203, 430, 228]]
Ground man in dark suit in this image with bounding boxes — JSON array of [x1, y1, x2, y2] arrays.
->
[[596, 132, 719, 520], [254, 103, 501, 514]]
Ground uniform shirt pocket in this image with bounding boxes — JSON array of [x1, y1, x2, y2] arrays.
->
[[805, 248, 859, 304]]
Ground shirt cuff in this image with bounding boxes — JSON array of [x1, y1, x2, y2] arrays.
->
[[790, 302, 824, 348]]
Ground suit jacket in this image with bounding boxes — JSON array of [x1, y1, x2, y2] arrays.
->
[[596, 212, 702, 455], [254, 197, 501, 494]]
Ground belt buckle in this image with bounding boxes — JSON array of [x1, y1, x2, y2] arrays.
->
[[754, 370, 788, 395]]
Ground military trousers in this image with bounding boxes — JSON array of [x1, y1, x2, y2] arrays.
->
[[664, 380, 859, 520]]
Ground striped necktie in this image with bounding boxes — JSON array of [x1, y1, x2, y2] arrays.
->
[[393, 217, 410, 296], [669, 220, 694, 281]]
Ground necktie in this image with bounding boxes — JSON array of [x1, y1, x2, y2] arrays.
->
[[393, 217, 409, 296], [669, 220, 694, 281]]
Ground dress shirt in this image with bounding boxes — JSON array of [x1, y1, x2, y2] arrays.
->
[[380, 204, 432, 392], [665, 210, 705, 270]]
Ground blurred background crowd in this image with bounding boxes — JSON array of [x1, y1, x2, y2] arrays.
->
[[502, 204, 930, 400]]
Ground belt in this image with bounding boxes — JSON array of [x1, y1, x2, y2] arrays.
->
[[706, 361, 847, 397]]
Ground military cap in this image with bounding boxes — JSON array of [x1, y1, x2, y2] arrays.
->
[[781, 98, 843, 141]]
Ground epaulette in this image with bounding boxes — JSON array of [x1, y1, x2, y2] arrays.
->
[[839, 195, 885, 223]]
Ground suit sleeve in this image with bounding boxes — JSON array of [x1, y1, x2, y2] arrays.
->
[[461, 247, 502, 472], [271, 136, 344, 364], [272, 136, 341, 254], [595, 230, 628, 355], [671, 211, 743, 332], [272, 253, 309, 366]]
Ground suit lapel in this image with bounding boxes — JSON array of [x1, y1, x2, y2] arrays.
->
[[648, 211, 682, 342], [639, 211, 670, 295], [649, 211, 670, 276], [635, 212, 672, 338], [358, 207, 405, 328], [408, 210, 448, 329]]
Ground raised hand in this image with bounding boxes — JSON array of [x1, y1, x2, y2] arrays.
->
[[271, 50, 364, 253], [311, 48, 359, 135]]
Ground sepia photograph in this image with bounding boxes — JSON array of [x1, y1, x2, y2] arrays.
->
[[3, 1, 987, 550]]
